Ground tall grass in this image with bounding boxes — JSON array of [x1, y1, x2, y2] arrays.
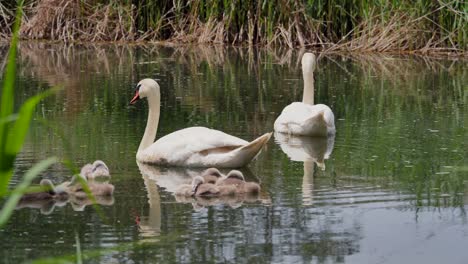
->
[[0, 0, 465, 53], [0, 2, 59, 227]]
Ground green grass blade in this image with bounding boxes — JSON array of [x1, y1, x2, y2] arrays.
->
[[0, 88, 59, 195], [0, 157, 58, 227], [6, 87, 60, 155], [75, 232, 82, 264], [0, 114, 18, 126], [0, 2, 23, 189]]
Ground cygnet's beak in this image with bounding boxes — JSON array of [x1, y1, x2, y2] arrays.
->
[[130, 90, 140, 104]]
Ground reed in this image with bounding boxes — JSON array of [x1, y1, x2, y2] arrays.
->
[[0, 0, 465, 53], [0, 1, 59, 227]]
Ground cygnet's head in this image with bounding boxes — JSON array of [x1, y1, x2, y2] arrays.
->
[[191, 176, 205, 193], [130, 79, 159, 104], [91, 160, 110, 177], [301, 52, 317, 73], [226, 170, 245, 181], [80, 163, 93, 178], [202, 168, 223, 178]]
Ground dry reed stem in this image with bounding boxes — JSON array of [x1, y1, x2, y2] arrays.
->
[[0, 0, 465, 55]]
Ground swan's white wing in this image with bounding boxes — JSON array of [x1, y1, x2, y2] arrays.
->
[[274, 102, 335, 136], [139, 127, 249, 166]]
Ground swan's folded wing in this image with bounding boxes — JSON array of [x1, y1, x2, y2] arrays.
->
[[274, 103, 334, 135], [141, 127, 249, 165]]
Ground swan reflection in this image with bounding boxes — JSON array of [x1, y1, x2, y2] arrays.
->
[[275, 132, 335, 205]]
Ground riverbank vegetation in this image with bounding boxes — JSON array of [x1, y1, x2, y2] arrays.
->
[[0, 0, 466, 54]]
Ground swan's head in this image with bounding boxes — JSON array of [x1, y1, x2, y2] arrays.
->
[[202, 168, 223, 178], [91, 160, 110, 177], [226, 170, 245, 181], [191, 176, 205, 193], [130, 79, 159, 104], [301, 52, 316, 73]]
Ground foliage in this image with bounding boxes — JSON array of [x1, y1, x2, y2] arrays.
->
[[0, 1, 58, 228], [0, 0, 466, 53]]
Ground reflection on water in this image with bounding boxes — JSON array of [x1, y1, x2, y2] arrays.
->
[[138, 173, 161, 240], [0, 42, 466, 263], [16, 178, 116, 214], [275, 132, 335, 206]]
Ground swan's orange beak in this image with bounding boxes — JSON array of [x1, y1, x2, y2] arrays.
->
[[130, 91, 140, 104]]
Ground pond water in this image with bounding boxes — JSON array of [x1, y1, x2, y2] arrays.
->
[[0, 43, 467, 263]]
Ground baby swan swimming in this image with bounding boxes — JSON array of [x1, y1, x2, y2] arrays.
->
[[201, 168, 224, 184], [67, 173, 114, 197], [90, 160, 110, 178], [218, 170, 261, 194], [175, 176, 220, 197], [80, 160, 111, 180], [19, 179, 69, 202]]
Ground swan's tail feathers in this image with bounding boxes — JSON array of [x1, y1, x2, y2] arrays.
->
[[304, 110, 325, 124], [231, 132, 272, 167]]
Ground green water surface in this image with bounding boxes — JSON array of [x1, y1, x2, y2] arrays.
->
[[0, 43, 467, 263]]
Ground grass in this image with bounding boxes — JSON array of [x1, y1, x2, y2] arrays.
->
[[0, 0, 59, 227], [0, 0, 466, 53]]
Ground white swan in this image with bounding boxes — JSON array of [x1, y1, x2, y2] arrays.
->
[[274, 53, 335, 136], [130, 78, 272, 168]]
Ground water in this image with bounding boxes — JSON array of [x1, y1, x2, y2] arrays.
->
[[0, 43, 467, 263]]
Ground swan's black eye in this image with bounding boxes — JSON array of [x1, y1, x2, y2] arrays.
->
[[135, 84, 141, 92]]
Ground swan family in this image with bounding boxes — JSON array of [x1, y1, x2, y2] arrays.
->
[[126, 52, 334, 202], [20, 52, 335, 209]]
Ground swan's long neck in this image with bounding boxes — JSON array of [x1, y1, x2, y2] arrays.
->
[[302, 69, 314, 105], [138, 90, 160, 153]]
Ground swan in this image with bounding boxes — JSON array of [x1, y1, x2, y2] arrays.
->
[[130, 78, 272, 168], [274, 53, 335, 136]]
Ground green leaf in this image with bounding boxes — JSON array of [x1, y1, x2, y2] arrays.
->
[[0, 157, 58, 227], [0, 0, 23, 167], [0, 114, 18, 126], [6, 87, 60, 155], [75, 232, 82, 264], [0, 87, 59, 195]]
